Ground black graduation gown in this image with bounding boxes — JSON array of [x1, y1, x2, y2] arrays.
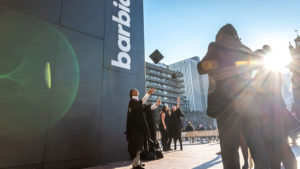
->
[[170, 108, 184, 138], [144, 105, 156, 141], [126, 99, 149, 159]]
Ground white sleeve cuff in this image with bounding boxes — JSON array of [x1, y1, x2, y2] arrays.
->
[[151, 104, 158, 110], [142, 93, 150, 104]]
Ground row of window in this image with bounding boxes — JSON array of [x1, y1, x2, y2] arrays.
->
[[149, 95, 178, 102], [146, 81, 183, 92], [147, 69, 172, 78], [146, 75, 183, 87], [146, 87, 181, 98]]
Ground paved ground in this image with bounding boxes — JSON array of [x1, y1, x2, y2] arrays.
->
[[87, 141, 300, 169]]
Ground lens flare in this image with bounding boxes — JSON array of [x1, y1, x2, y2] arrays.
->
[[44, 62, 51, 89], [260, 40, 292, 73], [263, 51, 291, 72]]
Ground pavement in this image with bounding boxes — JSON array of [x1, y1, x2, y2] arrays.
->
[[87, 141, 300, 169]]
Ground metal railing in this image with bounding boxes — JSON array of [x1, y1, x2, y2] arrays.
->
[[155, 130, 219, 140]]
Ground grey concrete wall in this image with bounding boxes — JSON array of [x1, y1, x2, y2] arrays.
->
[[0, 0, 145, 168]]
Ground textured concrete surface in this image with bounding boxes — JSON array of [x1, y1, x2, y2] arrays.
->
[[87, 141, 300, 169]]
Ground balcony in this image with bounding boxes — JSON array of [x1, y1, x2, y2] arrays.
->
[[146, 70, 184, 83], [149, 91, 186, 99], [146, 77, 185, 88], [146, 62, 183, 78], [148, 97, 177, 105], [146, 84, 185, 94]]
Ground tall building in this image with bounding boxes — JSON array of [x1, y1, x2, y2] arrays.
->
[[169, 57, 209, 112], [145, 62, 189, 110]]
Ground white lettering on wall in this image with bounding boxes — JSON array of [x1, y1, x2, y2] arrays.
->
[[111, 0, 132, 70]]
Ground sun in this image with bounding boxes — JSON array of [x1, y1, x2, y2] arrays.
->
[[262, 47, 292, 73]]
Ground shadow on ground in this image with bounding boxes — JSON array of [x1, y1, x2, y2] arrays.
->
[[192, 156, 222, 169], [90, 161, 131, 169]]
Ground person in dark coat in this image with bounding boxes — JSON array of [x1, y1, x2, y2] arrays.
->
[[144, 103, 157, 152], [170, 97, 185, 150], [185, 122, 195, 131], [159, 105, 170, 151], [165, 106, 173, 151], [254, 65, 299, 169], [197, 24, 270, 169], [185, 121, 195, 143], [126, 88, 160, 169]]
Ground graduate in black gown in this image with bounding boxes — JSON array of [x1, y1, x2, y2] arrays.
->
[[159, 105, 170, 151], [165, 107, 173, 151], [170, 97, 184, 150], [125, 88, 160, 169]]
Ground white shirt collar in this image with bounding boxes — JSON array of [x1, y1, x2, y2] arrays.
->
[[132, 96, 139, 100]]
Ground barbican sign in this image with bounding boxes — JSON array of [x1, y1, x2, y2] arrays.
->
[[111, 0, 132, 70]]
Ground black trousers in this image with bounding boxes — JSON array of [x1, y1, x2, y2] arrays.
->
[[159, 127, 168, 150], [174, 137, 183, 150], [265, 139, 297, 169], [166, 130, 172, 149], [217, 112, 270, 169]]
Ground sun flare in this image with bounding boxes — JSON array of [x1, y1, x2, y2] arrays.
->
[[262, 46, 292, 73]]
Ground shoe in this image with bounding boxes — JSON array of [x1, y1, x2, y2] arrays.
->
[[168, 148, 173, 151], [216, 151, 221, 155], [140, 163, 145, 167], [242, 164, 249, 169], [133, 165, 145, 169]]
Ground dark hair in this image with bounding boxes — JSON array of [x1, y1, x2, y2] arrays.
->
[[162, 105, 167, 113], [129, 88, 137, 98], [216, 24, 239, 41], [263, 45, 271, 54]]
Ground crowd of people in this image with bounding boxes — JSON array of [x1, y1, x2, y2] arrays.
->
[[125, 87, 187, 169], [125, 23, 300, 169], [198, 24, 300, 169], [158, 97, 185, 151]]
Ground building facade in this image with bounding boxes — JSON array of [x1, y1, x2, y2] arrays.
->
[[169, 57, 209, 112], [145, 62, 189, 110], [0, 0, 145, 168]]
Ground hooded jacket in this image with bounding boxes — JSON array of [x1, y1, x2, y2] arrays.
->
[[197, 25, 259, 118]]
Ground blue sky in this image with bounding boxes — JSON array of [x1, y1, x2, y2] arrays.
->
[[144, 0, 300, 64]]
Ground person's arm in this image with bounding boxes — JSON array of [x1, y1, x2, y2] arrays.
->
[[142, 88, 156, 104], [151, 98, 161, 110], [162, 113, 167, 130], [198, 43, 259, 80], [142, 93, 150, 104], [197, 43, 219, 75], [177, 108, 185, 117], [177, 97, 180, 109]]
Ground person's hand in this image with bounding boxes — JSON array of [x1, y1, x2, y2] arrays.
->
[[148, 88, 156, 94], [156, 98, 161, 106], [164, 125, 167, 130]]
